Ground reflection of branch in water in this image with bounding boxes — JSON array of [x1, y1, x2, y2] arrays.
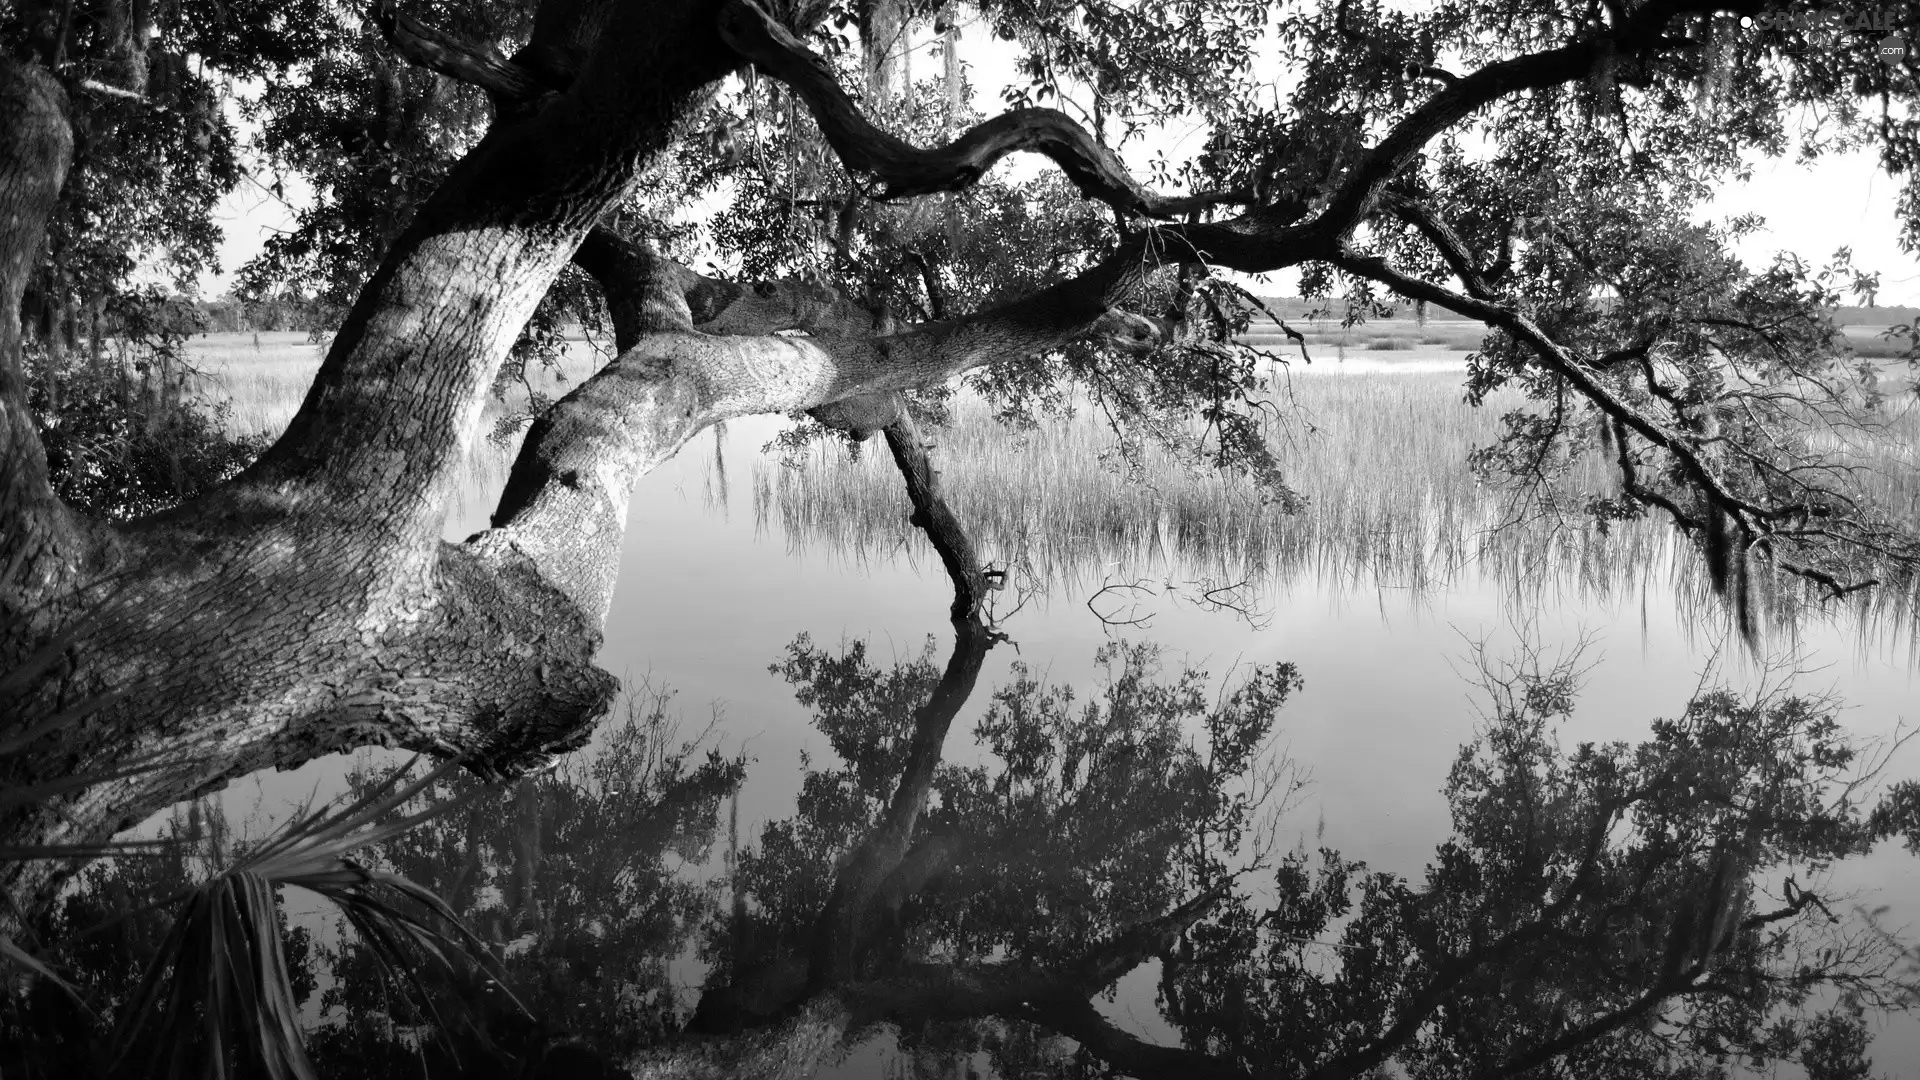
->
[[1088, 578, 1156, 628], [704, 420, 731, 515], [1087, 573, 1272, 631]]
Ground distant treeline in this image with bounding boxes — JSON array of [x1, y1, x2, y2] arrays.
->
[[1830, 304, 1920, 327], [195, 295, 341, 335], [1248, 297, 1474, 322], [1250, 297, 1920, 327]]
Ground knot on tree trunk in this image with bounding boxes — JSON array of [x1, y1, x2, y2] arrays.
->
[[439, 537, 622, 777], [809, 392, 903, 441]]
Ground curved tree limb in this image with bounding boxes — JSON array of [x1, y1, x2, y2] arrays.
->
[[572, 226, 891, 347], [880, 407, 987, 620], [713, 0, 1247, 219], [1321, 247, 1743, 511], [0, 0, 1806, 933], [2, 0, 746, 897]]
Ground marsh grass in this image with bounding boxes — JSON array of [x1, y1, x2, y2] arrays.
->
[[182, 332, 329, 437], [753, 367, 1920, 646], [755, 372, 1654, 597]]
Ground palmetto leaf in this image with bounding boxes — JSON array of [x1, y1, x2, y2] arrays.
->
[[108, 755, 516, 1080]]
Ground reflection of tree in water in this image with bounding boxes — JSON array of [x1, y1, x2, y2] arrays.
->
[[692, 629, 1301, 1077], [1158, 660, 1910, 1080], [0, 690, 742, 1078], [680, 616, 1914, 1079]]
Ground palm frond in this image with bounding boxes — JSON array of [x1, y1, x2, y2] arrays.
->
[[0, 933, 97, 1017], [108, 755, 517, 1080]]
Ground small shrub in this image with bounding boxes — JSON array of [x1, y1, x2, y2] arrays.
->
[[1367, 336, 1414, 351], [26, 344, 268, 521]]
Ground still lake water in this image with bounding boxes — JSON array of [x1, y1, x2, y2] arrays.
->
[[206, 350, 1919, 1075]]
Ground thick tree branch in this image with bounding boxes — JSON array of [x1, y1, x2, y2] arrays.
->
[[369, 0, 555, 105], [969, 0, 1754, 276], [714, 0, 1245, 218], [1306, 0, 1748, 250], [493, 236, 1158, 620], [225, 0, 736, 544], [569, 227, 699, 350], [714, 0, 1748, 278], [573, 226, 890, 347], [1, 534, 615, 913], [1383, 195, 1498, 300], [3, 0, 744, 895]]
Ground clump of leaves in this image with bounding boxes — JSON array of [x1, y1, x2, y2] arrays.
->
[[23, 298, 266, 521]]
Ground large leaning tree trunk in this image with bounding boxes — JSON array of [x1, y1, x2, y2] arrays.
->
[[0, 0, 744, 905], [3, 0, 1897, 919]]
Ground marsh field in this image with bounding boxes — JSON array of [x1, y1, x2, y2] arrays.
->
[[180, 317, 1920, 1074]]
